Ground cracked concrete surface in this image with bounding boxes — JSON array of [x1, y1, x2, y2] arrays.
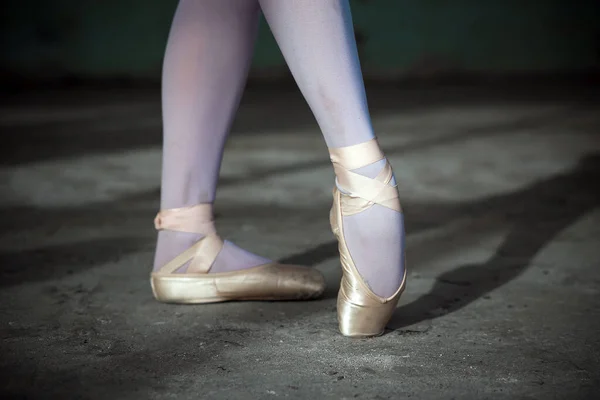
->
[[1, 83, 599, 399]]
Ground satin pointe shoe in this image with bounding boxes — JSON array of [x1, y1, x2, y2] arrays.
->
[[151, 204, 326, 303], [329, 138, 407, 337]]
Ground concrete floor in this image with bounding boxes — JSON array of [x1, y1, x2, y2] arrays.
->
[[1, 82, 599, 399]]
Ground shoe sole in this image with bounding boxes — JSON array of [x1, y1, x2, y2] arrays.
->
[[150, 272, 324, 304]]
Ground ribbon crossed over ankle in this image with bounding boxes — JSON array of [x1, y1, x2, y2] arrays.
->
[[154, 204, 223, 274], [154, 205, 217, 235], [329, 138, 401, 215]]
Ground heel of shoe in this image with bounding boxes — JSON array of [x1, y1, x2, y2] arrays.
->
[[151, 274, 225, 304]]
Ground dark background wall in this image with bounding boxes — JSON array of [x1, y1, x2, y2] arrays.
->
[[2, 0, 599, 82]]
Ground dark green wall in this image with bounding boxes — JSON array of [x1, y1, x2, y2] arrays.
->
[[2, 0, 599, 80]]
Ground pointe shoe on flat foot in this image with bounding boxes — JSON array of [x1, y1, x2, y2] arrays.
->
[[151, 204, 325, 304], [329, 138, 407, 337]]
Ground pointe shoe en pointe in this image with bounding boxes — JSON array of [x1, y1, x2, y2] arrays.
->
[[329, 138, 407, 337], [151, 204, 325, 303]]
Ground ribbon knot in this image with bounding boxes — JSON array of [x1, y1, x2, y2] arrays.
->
[[154, 215, 162, 230]]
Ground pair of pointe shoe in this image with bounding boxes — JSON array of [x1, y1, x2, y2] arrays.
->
[[151, 138, 406, 337]]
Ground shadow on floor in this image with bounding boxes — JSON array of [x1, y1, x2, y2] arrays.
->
[[0, 237, 151, 289], [388, 153, 600, 329]]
